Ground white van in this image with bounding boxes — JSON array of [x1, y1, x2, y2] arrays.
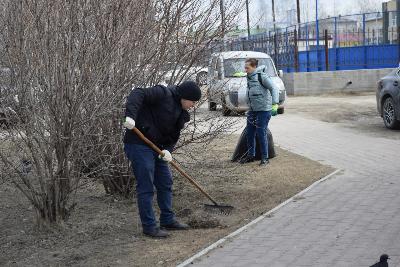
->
[[207, 51, 286, 116]]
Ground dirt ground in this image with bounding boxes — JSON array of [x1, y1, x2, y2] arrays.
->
[[285, 92, 400, 139], [0, 134, 333, 267]]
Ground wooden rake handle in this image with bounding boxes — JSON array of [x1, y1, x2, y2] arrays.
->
[[131, 127, 219, 206]]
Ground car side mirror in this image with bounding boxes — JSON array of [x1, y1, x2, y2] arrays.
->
[[278, 70, 283, 77]]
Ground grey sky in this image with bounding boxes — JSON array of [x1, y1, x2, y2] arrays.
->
[[240, 0, 386, 28]]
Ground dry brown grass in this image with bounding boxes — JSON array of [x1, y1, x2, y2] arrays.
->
[[0, 134, 333, 266]]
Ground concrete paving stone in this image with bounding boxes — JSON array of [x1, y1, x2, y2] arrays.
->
[[185, 115, 400, 267]]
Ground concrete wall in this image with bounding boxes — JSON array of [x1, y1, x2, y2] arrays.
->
[[282, 68, 395, 95]]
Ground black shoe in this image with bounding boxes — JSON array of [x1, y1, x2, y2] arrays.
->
[[259, 159, 269, 166], [161, 221, 190, 231], [143, 227, 169, 238], [240, 156, 255, 164]]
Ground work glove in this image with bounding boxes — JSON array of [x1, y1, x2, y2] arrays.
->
[[271, 104, 279, 116], [159, 150, 173, 162], [123, 117, 135, 130]]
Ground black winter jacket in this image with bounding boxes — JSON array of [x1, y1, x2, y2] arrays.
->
[[124, 85, 190, 149]]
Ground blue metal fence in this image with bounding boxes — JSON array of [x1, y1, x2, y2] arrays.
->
[[296, 44, 398, 72], [213, 11, 400, 72]]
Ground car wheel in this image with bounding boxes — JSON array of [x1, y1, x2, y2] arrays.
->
[[222, 104, 231, 116], [196, 71, 208, 86], [208, 101, 217, 111], [277, 107, 284, 114], [382, 97, 400, 129]]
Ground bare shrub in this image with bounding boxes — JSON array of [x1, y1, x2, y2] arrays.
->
[[0, 0, 242, 225]]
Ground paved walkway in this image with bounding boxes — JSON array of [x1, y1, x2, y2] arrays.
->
[[183, 115, 400, 267]]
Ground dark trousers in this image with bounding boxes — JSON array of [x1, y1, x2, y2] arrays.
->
[[124, 143, 175, 231], [246, 111, 272, 160]]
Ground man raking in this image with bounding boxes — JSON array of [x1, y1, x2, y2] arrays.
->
[[123, 81, 201, 238]]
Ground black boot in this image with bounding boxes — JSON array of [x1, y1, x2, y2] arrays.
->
[[161, 221, 190, 231], [239, 155, 255, 164], [143, 227, 169, 238], [259, 158, 269, 166]]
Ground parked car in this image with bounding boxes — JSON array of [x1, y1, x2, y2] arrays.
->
[[162, 65, 208, 86], [207, 51, 286, 116], [376, 67, 400, 129]]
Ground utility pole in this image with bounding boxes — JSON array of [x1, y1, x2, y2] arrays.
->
[[316, 0, 319, 47], [246, 0, 251, 39], [272, 0, 277, 33], [272, 0, 278, 65], [316, 0, 320, 70], [333, 0, 336, 16], [296, 0, 301, 24], [220, 0, 226, 51]]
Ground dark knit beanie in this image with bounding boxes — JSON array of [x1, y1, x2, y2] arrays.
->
[[177, 81, 201, 101]]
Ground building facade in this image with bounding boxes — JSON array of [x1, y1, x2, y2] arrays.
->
[[383, 0, 399, 43]]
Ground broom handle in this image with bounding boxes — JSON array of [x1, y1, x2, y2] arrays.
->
[[131, 127, 219, 206]]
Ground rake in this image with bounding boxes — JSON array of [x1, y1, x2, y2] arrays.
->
[[132, 127, 234, 215]]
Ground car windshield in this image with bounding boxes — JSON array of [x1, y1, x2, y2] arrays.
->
[[224, 58, 277, 78]]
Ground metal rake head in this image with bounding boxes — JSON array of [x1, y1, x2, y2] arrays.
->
[[203, 204, 234, 216]]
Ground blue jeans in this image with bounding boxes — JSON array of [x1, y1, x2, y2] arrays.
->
[[124, 143, 175, 231], [246, 111, 271, 160]]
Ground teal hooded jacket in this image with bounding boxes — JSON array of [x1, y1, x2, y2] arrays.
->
[[246, 65, 280, 112]]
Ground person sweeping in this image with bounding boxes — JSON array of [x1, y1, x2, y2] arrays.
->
[[123, 81, 201, 238], [240, 58, 280, 166]]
